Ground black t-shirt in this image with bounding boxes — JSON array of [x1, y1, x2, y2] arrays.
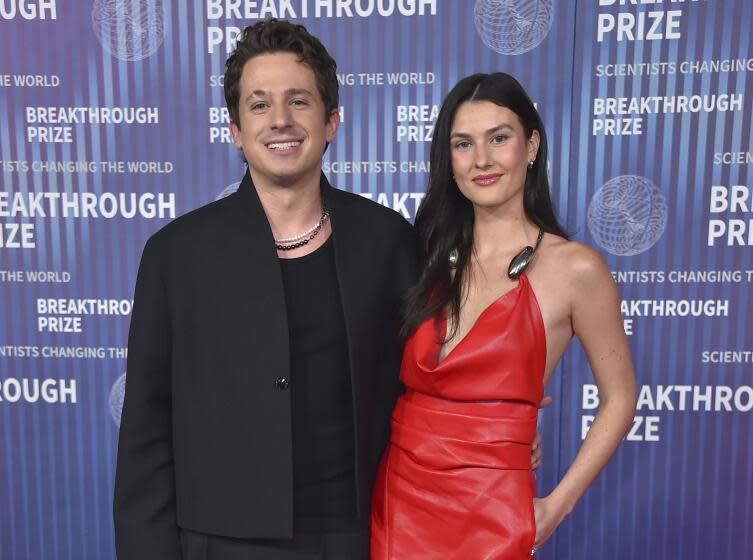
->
[[279, 236, 357, 531]]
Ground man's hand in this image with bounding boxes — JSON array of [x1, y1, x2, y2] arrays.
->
[[531, 432, 543, 470], [531, 395, 553, 470]]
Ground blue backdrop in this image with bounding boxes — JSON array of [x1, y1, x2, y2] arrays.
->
[[1, 1, 751, 558]]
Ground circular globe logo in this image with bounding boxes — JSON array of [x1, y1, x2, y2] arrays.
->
[[109, 372, 127, 427], [474, 0, 555, 55], [92, 0, 165, 62], [588, 175, 668, 256], [215, 181, 241, 201]]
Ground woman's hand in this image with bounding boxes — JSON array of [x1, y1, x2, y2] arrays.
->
[[532, 495, 567, 552]]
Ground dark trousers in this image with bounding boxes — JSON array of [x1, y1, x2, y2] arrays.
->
[[180, 528, 369, 560]]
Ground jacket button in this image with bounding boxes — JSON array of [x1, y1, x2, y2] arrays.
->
[[275, 377, 289, 390]]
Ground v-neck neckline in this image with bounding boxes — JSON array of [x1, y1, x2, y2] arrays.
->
[[435, 273, 528, 367]]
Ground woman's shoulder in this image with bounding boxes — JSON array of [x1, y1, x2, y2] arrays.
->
[[538, 235, 612, 287]]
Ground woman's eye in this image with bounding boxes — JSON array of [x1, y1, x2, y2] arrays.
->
[[492, 134, 508, 144], [454, 141, 471, 149]]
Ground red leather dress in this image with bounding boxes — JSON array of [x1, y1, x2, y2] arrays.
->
[[371, 273, 546, 559]]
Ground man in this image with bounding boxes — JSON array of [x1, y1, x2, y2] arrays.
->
[[114, 19, 541, 559], [114, 19, 414, 559]]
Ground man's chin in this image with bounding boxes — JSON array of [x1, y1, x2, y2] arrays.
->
[[251, 167, 321, 189], [272, 173, 304, 188]]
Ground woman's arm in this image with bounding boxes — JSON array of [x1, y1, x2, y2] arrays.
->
[[534, 246, 637, 550]]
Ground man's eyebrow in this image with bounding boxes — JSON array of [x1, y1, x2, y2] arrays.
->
[[284, 88, 314, 96], [244, 91, 268, 103], [244, 88, 314, 104]]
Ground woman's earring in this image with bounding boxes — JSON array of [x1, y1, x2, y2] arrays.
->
[[449, 249, 459, 268], [527, 160, 534, 170]]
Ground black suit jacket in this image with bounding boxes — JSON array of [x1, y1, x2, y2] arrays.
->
[[113, 171, 417, 559]]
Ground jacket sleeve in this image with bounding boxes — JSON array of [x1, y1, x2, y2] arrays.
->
[[113, 236, 181, 559], [386, 220, 419, 393], [393, 222, 419, 308]]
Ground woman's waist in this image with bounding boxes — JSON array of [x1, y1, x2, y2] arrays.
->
[[399, 369, 544, 407], [388, 390, 537, 470], [397, 389, 538, 420]]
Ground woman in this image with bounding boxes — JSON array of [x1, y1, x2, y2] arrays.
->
[[370, 73, 637, 559]]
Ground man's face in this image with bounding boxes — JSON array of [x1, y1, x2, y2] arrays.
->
[[229, 52, 339, 189]]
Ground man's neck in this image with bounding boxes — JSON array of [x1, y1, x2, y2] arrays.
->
[[250, 168, 325, 242]]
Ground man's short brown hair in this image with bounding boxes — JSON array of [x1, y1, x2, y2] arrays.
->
[[224, 19, 339, 127]]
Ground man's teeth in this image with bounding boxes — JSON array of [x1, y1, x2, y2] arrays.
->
[[267, 141, 301, 150]]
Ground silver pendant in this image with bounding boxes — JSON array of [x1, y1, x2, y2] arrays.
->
[[507, 246, 535, 279], [448, 249, 459, 268], [507, 228, 544, 279]]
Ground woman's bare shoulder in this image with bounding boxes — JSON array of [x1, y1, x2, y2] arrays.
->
[[538, 235, 612, 287]]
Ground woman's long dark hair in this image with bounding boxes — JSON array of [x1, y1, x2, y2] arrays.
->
[[401, 72, 568, 340]]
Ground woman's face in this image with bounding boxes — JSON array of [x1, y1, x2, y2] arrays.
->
[[449, 100, 539, 212]]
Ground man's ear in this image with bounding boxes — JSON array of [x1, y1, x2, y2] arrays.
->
[[325, 107, 341, 144], [229, 120, 243, 150]]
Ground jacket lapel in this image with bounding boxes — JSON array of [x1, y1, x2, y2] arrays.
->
[[323, 175, 370, 513], [231, 169, 290, 380], [323, 176, 362, 387]]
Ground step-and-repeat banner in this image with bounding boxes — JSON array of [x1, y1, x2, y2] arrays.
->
[[1, 1, 751, 559]]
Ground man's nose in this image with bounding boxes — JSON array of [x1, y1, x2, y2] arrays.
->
[[269, 103, 293, 129]]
